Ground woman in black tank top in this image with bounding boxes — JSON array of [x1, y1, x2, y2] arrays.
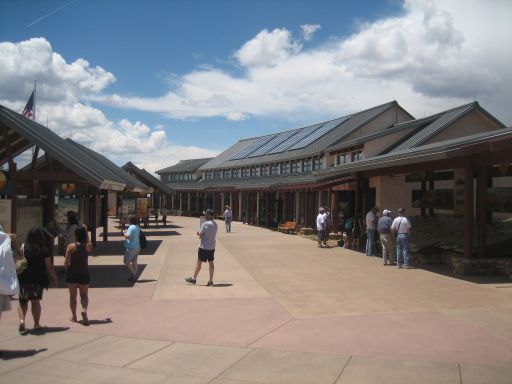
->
[[64, 227, 92, 325]]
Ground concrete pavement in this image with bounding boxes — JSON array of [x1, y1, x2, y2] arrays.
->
[[1, 216, 511, 383]]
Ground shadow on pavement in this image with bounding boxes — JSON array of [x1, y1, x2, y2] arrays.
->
[[27, 326, 69, 336], [419, 264, 512, 285], [55, 265, 148, 288], [90, 240, 162, 256], [0, 348, 48, 360], [209, 283, 233, 287]]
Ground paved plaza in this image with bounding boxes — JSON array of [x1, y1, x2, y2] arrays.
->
[[1, 216, 511, 384]]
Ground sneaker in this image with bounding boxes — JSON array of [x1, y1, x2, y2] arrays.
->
[[185, 277, 196, 284], [206, 281, 214, 286], [397, 265, 403, 269], [404, 265, 414, 269]]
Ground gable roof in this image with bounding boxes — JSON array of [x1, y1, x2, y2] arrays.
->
[[66, 140, 149, 193], [156, 158, 213, 174], [200, 101, 405, 170], [385, 102, 505, 154], [0, 104, 140, 191], [122, 162, 172, 194]]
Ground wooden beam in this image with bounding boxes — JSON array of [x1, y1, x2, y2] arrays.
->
[[463, 156, 474, 259]]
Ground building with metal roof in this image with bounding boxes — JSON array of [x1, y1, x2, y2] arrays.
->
[[158, 101, 511, 265]]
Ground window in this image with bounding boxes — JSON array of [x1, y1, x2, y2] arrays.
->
[[281, 162, 289, 174], [351, 150, 363, 162], [223, 169, 231, 179], [337, 153, 349, 165], [232, 168, 240, 178], [261, 165, 269, 176], [313, 158, 323, 170], [250, 167, 259, 177], [291, 161, 299, 173], [205, 171, 213, 180], [242, 167, 249, 178], [270, 163, 279, 175], [302, 159, 311, 172]]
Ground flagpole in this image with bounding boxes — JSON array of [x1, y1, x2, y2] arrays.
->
[[33, 80, 37, 122]]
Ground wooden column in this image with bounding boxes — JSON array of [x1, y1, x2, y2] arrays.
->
[[91, 188, 97, 247], [428, 171, 435, 217], [265, 192, 269, 227], [420, 172, 427, 217], [463, 157, 474, 259], [102, 190, 108, 242], [354, 172, 361, 216], [187, 192, 191, 213], [238, 192, 243, 221], [476, 164, 487, 258]]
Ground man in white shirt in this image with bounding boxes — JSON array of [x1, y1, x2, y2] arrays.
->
[[391, 208, 412, 268], [322, 207, 330, 247], [316, 207, 326, 248], [223, 205, 232, 233], [185, 209, 218, 286], [365, 206, 379, 256]]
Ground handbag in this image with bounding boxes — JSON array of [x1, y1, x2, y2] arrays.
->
[[15, 243, 28, 275]]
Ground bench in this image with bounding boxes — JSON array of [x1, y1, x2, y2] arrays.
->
[[278, 221, 298, 234]]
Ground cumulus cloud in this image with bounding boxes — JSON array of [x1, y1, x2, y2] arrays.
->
[[0, 38, 218, 174], [92, 0, 511, 125], [234, 28, 302, 67], [301, 24, 321, 41]]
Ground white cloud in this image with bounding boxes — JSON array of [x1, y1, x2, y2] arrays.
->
[[234, 28, 302, 67], [92, 0, 511, 125], [0, 38, 218, 174], [301, 24, 321, 41]]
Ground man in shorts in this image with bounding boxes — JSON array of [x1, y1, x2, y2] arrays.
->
[[123, 216, 140, 282], [185, 209, 218, 286]]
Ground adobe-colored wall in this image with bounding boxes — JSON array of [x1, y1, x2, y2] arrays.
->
[[347, 105, 412, 141], [373, 175, 421, 217]]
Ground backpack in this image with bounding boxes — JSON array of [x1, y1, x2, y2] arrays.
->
[[345, 217, 354, 230], [139, 230, 147, 249]]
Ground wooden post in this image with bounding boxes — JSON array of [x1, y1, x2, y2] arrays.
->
[[102, 190, 108, 242], [463, 157, 474, 259], [476, 164, 487, 258]]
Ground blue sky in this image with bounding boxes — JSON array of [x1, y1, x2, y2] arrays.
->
[[1, 0, 511, 173]]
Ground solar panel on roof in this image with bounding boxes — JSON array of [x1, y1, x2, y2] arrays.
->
[[288, 116, 350, 151], [267, 123, 323, 154], [248, 129, 299, 157], [229, 135, 274, 160]]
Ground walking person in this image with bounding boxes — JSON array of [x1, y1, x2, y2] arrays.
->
[[185, 209, 218, 286], [391, 208, 412, 268], [154, 209, 159, 228], [162, 207, 168, 227], [322, 207, 330, 247], [378, 210, 394, 265], [365, 206, 379, 256], [18, 227, 58, 333], [123, 216, 141, 282], [65, 227, 93, 325], [0, 227, 20, 322], [316, 207, 326, 248], [223, 205, 232, 233]]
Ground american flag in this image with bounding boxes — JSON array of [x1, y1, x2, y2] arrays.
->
[[22, 90, 35, 119]]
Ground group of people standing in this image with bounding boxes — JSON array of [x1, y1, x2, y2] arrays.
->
[[366, 206, 413, 268], [0, 212, 93, 333]]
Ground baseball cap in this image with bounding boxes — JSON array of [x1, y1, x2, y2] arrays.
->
[[204, 208, 215, 216], [383, 209, 391, 216]]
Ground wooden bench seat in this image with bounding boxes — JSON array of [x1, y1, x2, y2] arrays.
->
[[278, 221, 298, 234]]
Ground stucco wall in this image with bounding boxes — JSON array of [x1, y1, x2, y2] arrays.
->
[[373, 175, 421, 217]]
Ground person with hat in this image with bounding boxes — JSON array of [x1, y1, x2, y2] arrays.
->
[[185, 209, 218, 286], [316, 207, 326, 248], [391, 208, 412, 268], [377, 209, 394, 265]]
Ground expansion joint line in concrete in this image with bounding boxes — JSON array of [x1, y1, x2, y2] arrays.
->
[[246, 318, 294, 348], [207, 348, 257, 384], [335, 355, 353, 382], [120, 340, 176, 368]]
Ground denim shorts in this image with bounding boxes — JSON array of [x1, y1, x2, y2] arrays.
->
[[124, 248, 140, 264]]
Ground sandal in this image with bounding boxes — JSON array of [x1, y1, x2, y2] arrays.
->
[[18, 322, 26, 333]]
